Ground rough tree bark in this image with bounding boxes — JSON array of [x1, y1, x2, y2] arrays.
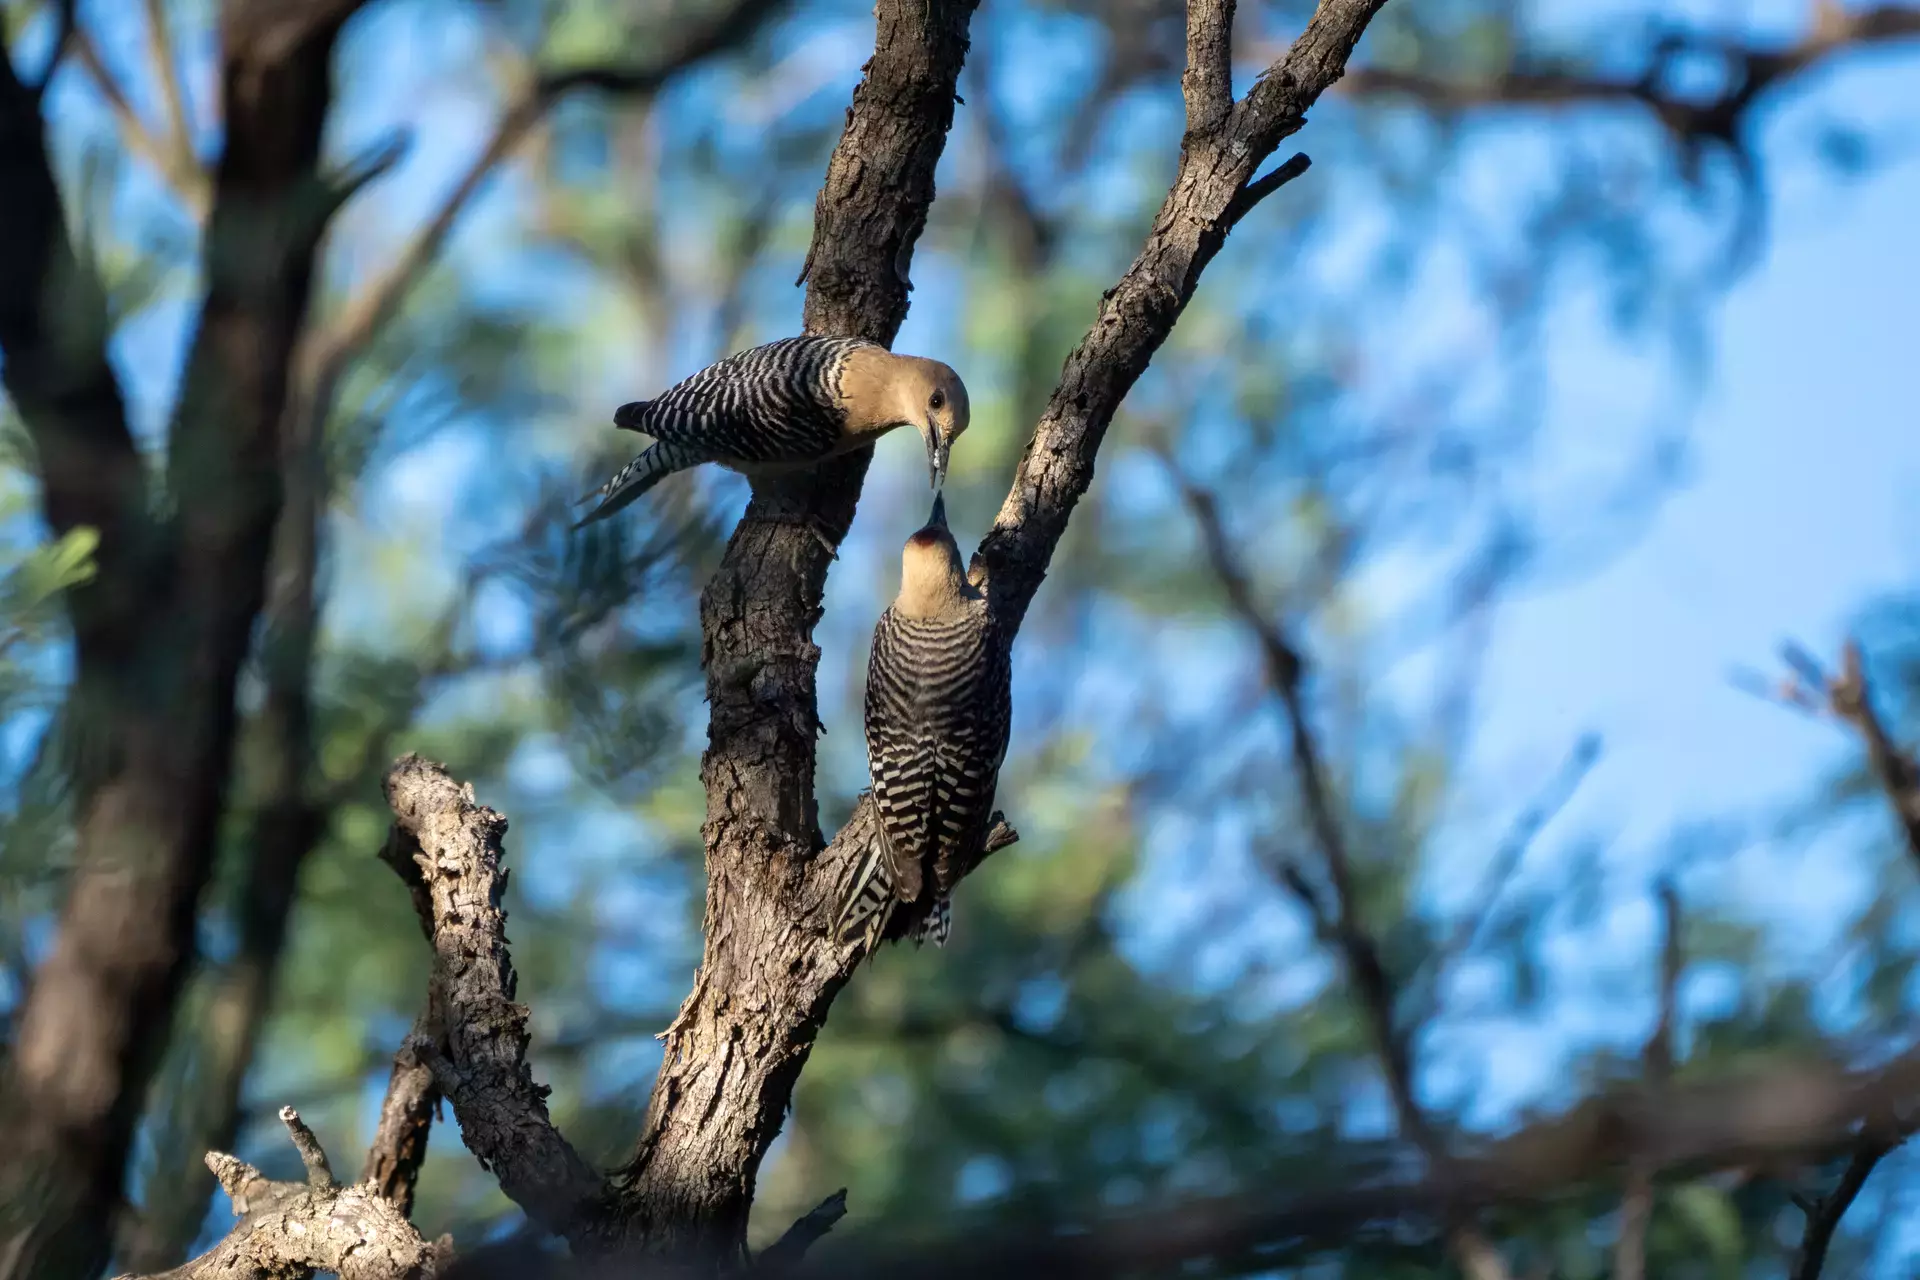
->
[[109, 1107, 449, 1280], [610, 0, 1389, 1263], [0, 4, 374, 1275], [608, 0, 983, 1261]]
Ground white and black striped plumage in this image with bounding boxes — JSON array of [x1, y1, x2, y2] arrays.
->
[[837, 495, 1012, 953], [577, 336, 970, 528]]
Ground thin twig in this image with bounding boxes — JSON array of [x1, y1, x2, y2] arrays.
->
[[1614, 881, 1681, 1280], [68, 25, 208, 213], [1789, 1138, 1895, 1280], [139, 0, 195, 171], [1824, 640, 1920, 872], [278, 1106, 336, 1190], [1424, 733, 1601, 989], [1164, 452, 1510, 1280]]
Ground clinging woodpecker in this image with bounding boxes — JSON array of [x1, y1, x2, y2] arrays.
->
[[836, 493, 1013, 952], [576, 336, 971, 529]]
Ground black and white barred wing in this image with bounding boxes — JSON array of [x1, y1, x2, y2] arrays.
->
[[634, 336, 864, 464], [929, 612, 1012, 895], [863, 609, 937, 903]]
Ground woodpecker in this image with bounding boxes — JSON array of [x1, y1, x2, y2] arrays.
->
[[836, 493, 1013, 953], [577, 336, 970, 529]]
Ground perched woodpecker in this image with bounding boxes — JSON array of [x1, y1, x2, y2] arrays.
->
[[836, 493, 1013, 952], [577, 336, 970, 529]]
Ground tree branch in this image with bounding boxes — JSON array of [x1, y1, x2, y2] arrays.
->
[[68, 24, 209, 214], [1165, 458, 1509, 1280], [381, 755, 607, 1247], [140, 0, 197, 178], [809, 1045, 1920, 1278], [108, 1107, 448, 1280], [972, 0, 1387, 633], [360, 1021, 443, 1218], [300, 0, 787, 408], [1341, 7, 1920, 163], [1613, 881, 1681, 1280], [1822, 640, 1920, 870], [1789, 1138, 1894, 1280], [612, 0, 981, 1264], [0, 4, 378, 1273], [617, 0, 1387, 1266], [1182, 0, 1238, 134], [757, 1189, 850, 1274]]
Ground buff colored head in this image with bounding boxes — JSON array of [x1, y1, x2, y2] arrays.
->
[[841, 349, 971, 491], [896, 493, 969, 618]]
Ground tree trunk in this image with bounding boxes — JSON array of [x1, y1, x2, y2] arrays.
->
[[611, 0, 981, 1262], [0, 6, 367, 1275]]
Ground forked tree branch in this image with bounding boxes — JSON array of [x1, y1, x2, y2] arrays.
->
[[611, 0, 983, 1263], [971, 0, 1387, 632], [617, 0, 1388, 1266]]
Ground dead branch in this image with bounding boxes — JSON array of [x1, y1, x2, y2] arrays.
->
[[108, 1107, 448, 1280], [361, 1021, 442, 1219], [381, 755, 607, 1247]]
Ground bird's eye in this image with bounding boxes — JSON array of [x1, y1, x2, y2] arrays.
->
[[929, 389, 946, 411]]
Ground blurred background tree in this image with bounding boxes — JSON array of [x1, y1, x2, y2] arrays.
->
[[1, 0, 1918, 1275]]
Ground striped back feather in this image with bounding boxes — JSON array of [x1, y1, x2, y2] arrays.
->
[[629, 336, 874, 464]]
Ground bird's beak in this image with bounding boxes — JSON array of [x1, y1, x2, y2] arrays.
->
[[924, 423, 949, 492], [927, 490, 948, 530]]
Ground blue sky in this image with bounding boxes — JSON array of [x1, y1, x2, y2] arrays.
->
[[1468, 58, 1920, 945]]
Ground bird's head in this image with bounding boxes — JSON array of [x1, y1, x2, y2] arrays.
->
[[898, 492, 968, 617], [891, 356, 969, 491], [840, 347, 972, 489]]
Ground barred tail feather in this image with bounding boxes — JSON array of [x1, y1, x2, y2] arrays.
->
[[912, 895, 951, 948], [573, 441, 708, 529], [834, 834, 895, 953], [613, 399, 653, 431]]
